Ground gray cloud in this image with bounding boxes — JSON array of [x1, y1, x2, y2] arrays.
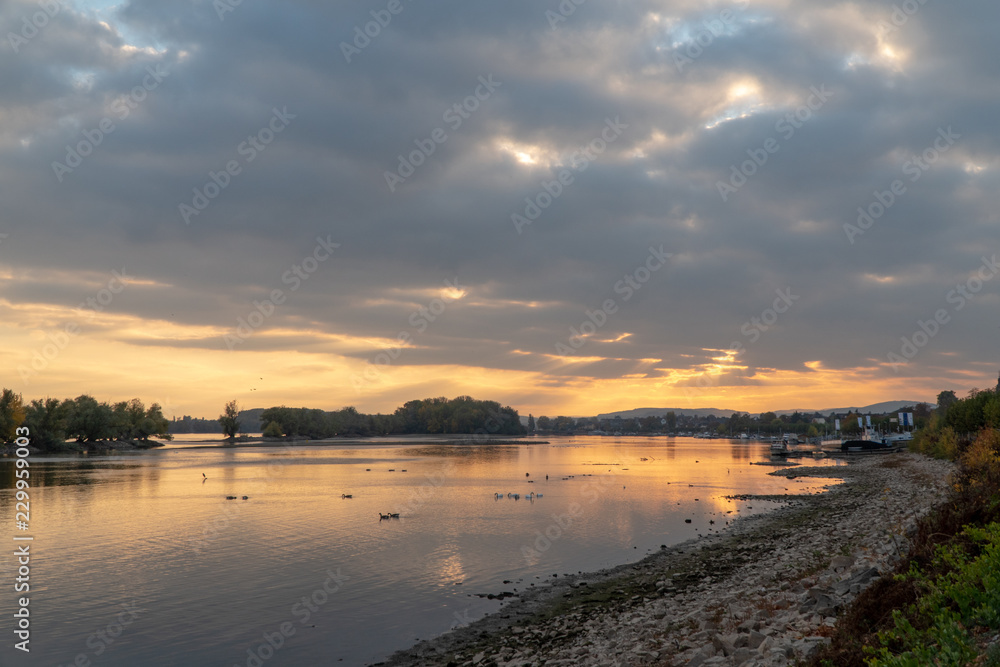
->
[[2, 0, 999, 407]]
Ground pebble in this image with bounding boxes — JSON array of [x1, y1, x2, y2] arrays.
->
[[382, 453, 954, 666]]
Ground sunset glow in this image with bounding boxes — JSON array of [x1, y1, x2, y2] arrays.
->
[[1, 0, 994, 420]]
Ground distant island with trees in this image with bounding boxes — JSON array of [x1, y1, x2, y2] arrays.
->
[[0, 391, 526, 452], [0, 389, 170, 452], [3, 386, 993, 454]]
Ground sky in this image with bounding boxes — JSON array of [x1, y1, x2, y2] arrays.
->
[[1, 0, 998, 419]]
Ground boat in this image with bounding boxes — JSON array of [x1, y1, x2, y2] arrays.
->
[[840, 427, 909, 452]]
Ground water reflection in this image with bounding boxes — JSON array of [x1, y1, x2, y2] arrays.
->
[[0, 437, 844, 667]]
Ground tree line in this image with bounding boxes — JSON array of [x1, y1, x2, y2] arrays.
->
[[0, 392, 526, 448], [911, 387, 1000, 459], [530, 403, 938, 436], [253, 396, 525, 439], [0, 389, 170, 451]]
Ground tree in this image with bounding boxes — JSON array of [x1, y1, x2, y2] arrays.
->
[[553, 416, 575, 432], [263, 421, 283, 437], [66, 395, 113, 442], [139, 403, 170, 440], [665, 411, 676, 431], [639, 415, 662, 432], [23, 398, 69, 450], [937, 390, 958, 415], [913, 402, 932, 424], [528, 414, 535, 432], [0, 389, 26, 443], [110, 401, 132, 440], [109, 398, 147, 440], [220, 400, 240, 439], [841, 418, 861, 436], [985, 396, 1000, 430]]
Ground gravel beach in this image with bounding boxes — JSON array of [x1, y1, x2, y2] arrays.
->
[[378, 452, 954, 667]]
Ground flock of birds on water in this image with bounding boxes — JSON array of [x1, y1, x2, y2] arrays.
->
[[494, 491, 543, 500], [201, 456, 808, 535]]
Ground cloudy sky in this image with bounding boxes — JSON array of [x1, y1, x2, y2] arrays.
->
[[2, 0, 998, 419]]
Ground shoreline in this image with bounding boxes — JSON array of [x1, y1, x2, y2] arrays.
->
[[164, 437, 547, 449], [376, 452, 953, 666], [0, 437, 545, 455]]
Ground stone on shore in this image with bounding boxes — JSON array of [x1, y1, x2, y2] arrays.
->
[[381, 452, 954, 667]]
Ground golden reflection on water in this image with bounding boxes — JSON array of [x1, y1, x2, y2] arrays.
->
[[0, 437, 844, 666]]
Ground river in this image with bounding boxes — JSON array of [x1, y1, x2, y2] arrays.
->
[[0, 436, 845, 666]]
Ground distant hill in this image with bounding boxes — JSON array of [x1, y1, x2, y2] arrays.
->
[[593, 400, 930, 421]]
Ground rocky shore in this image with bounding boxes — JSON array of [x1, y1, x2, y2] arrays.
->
[[379, 452, 953, 667]]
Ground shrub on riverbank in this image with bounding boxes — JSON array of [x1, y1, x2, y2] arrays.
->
[[866, 521, 1000, 666], [908, 414, 961, 460], [814, 390, 1000, 666]]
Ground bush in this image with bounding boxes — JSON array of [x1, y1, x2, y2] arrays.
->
[[909, 417, 961, 460], [262, 421, 283, 438], [866, 522, 1000, 666]]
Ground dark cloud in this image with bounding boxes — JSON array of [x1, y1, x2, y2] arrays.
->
[[2, 0, 998, 408]]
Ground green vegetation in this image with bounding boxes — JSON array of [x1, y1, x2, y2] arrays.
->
[[910, 388, 1000, 460], [867, 519, 1000, 666], [0, 390, 170, 451], [0, 389, 26, 442], [0, 391, 526, 449], [531, 405, 932, 437], [219, 399, 240, 439], [258, 396, 525, 439], [814, 388, 1000, 667]]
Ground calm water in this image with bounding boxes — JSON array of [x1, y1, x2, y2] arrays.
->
[[0, 436, 844, 666]]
